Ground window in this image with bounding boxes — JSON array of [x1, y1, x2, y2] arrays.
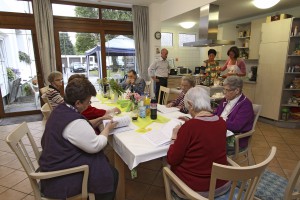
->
[[101, 8, 132, 21], [161, 32, 173, 47], [52, 4, 99, 19], [179, 33, 196, 46], [0, 0, 32, 13]]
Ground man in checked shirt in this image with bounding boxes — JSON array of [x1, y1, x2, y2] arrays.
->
[[166, 75, 195, 113]]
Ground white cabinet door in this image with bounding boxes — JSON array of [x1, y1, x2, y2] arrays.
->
[[255, 42, 288, 120], [261, 18, 292, 43], [249, 18, 265, 59]]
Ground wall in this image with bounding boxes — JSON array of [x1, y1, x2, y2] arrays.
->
[[161, 27, 201, 72]]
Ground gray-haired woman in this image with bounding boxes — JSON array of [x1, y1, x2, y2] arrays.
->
[[166, 75, 195, 113], [42, 71, 64, 109], [167, 87, 230, 198]]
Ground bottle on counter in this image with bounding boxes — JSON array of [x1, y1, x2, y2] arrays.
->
[[144, 96, 151, 116], [139, 101, 146, 118], [150, 98, 157, 120]]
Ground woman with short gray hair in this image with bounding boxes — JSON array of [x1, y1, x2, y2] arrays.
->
[[42, 71, 64, 109], [215, 76, 254, 153], [166, 75, 195, 113], [167, 87, 230, 198]]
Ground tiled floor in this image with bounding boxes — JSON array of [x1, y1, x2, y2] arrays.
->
[[0, 120, 299, 200]]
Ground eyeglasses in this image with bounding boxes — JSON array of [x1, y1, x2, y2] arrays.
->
[[54, 78, 63, 82], [223, 88, 236, 93]]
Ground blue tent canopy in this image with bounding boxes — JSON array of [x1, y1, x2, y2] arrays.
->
[[85, 45, 135, 57], [84, 45, 135, 78]]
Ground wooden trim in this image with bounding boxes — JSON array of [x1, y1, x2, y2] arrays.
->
[[100, 30, 107, 78], [0, 12, 35, 28]]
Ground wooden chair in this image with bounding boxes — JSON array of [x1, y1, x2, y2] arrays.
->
[[163, 146, 276, 200], [41, 103, 51, 121], [254, 160, 300, 200], [41, 96, 53, 111], [158, 86, 170, 105], [39, 86, 49, 95], [5, 122, 95, 200], [231, 104, 262, 165]]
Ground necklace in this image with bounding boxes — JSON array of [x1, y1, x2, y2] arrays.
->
[[194, 111, 213, 118]]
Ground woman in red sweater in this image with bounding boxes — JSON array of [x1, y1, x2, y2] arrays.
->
[[167, 87, 230, 198]]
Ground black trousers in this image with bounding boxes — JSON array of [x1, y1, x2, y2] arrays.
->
[[94, 166, 119, 200], [155, 76, 168, 104]]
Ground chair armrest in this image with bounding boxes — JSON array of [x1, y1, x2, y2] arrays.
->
[[227, 157, 240, 167], [234, 130, 254, 157], [163, 167, 207, 200], [29, 165, 88, 180]]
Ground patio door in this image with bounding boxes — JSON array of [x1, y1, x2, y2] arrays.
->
[[0, 28, 41, 117]]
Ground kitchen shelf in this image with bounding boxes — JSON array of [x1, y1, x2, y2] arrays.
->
[[281, 104, 300, 107], [288, 55, 300, 57], [283, 88, 300, 91], [237, 36, 250, 39], [285, 72, 300, 74]]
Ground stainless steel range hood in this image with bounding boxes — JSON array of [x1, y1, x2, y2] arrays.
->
[[183, 4, 235, 47]]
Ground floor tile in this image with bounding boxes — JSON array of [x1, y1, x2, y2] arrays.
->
[[12, 178, 32, 194], [267, 142, 292, 151], [0, 170, 27, 188], [22, 195, 35, 200], [0, 166, 15, 179], [261, 130, 282, 137], [277, 158, 299, 170], [264, 136, 285, 144], [130, 167, 158, 185], [251, 147, 271, 157], [0, 186, 8, 194], [267, 166, 286, 179], [275, 150, 299, 160], [152, 170, 164, 187], [139, 158, 163, 171], [0, 189, 27, 200]]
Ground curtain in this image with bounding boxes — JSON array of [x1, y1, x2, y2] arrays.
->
[[132, 5, 149, 81], [32, 0, 56, 85]]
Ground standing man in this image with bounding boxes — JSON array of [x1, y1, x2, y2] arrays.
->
[[120, 69, 145, 95], [148, 48, 170, 102]]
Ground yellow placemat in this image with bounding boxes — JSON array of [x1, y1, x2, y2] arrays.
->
[[96, 94, 130, 112], [133, 114, 170, 133]]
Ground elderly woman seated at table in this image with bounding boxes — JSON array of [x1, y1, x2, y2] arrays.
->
[[39, 77, 119, 200], [167, 87, 230, 198], [166, 75, 195, 113], [42, 71, 64, 109], [214, 76, 254, 153]]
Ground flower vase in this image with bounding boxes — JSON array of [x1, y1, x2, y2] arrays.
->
[[131, 103, 139, 120], [113, 92, 119, 103]]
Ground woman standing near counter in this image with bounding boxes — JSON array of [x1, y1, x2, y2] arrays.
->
[[204, 49, 219, 71], [221, 46, 246, 77]]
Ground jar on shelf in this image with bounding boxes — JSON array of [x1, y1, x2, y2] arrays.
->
[[281, 108, 290, 121]]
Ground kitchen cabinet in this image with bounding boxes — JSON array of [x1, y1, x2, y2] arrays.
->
[[243, 82, 256, 103], [255, 18, 292, 120], [248, 18, 265, 59]]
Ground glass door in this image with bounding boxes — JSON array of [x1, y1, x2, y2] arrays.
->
[[0, 28, 40, 115], [59, 31, 101, 91]]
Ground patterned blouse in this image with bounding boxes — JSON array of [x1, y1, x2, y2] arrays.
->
[[171, 92, 188, 114]]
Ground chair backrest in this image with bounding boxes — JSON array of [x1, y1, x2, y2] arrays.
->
[[284, 160, 300, 199], [42, 96, 53, 111], [158, 86, 171, 105], [40, 86, 49, 95], [208, 146, 276, 200], [6, 122, 42, 198], [41, 103, 51, 120], [252, 104, 262, 131], [163, 146, 277, 200], [6, 122, 91, 200]]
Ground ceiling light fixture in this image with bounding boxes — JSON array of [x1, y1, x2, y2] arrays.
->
[[179, 22, 196, 29], [252, 0, 280, 9]]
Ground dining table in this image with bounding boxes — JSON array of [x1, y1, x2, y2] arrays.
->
[[91, 95, 190, 200]]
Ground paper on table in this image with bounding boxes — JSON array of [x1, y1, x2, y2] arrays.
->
[[103, 116, 134, 135], [157, 104, 180, 113], [142, 118, 182, 146]]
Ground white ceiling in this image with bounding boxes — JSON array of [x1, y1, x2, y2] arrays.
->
[[63, 0, 300, 27], [162, 0, 300, 28]]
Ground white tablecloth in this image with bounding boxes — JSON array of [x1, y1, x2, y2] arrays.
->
[[91, 97, 190, 170]]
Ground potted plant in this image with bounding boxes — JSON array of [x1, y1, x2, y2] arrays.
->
[[109, 79, 124, 102]]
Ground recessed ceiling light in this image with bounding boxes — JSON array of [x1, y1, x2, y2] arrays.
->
[[179, 22, 196, 29], [252, 0, 280, 9]]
